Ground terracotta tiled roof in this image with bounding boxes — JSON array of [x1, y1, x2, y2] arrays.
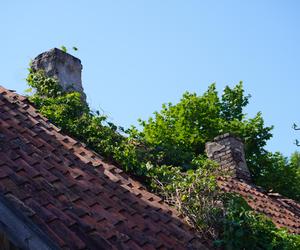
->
[[218, 177, 300, 234], [0, 86, 207, 250], [1, 86, 299, 249]]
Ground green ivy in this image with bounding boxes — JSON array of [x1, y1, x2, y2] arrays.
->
[[26, 69, 124, 159], [219, 195, 300, 250], [26, 69, 300, 249]]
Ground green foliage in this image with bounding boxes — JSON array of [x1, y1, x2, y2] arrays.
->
[[291, 151, 300, 168], [134, 84, 222, 167], [131, 81, 300, 202], [134, 82, 273, 175], [219, 195, 300, 250], [220, 83, 250, 121], [26, 70, 300, 249], [60, 45, 67, 53], [59, 46, 78, 53], [153, 158, 224, 237], [27, 70, 124, 159], [27, 69, 62, 97], [254, 152, 300, 201]]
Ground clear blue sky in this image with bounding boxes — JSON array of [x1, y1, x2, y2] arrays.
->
[[1, 1, 300, 156]]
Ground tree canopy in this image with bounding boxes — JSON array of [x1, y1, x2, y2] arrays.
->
[[126, 82, 300, 201], [133, 83, 272, 170]]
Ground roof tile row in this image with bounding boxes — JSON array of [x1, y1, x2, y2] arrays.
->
[[0, 86, 207, 249]]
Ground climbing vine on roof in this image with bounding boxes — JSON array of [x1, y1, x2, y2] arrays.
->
[[26, 68, 300, 249]]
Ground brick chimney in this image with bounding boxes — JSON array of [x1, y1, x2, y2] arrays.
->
[[205, 133, 251, 182], [31, 48, 86, 102]]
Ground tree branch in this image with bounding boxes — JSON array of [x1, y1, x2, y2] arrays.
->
[[293, 123, 300, 130]]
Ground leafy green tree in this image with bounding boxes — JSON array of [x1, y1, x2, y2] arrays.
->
[[254, 152, 300, 201], [130, 82, 300, 202], [220, 83, 250, 121], [291, 151, 300, 167], [132, 82, 300, 201], [133, 82, 273, 176]]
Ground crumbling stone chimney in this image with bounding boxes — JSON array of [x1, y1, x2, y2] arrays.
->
[[205, 133, 251, 182], [31, 48, 86, 102]]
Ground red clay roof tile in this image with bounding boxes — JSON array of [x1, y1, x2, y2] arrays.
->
[[0, 86, 208, 249], [218, 177, 300, 234]]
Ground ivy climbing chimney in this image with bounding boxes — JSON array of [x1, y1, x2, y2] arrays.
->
[[205, 133, 251, 182], [31, 48, 86, 102]]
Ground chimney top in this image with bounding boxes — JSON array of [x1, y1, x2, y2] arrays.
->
[[31, 48, 86, 102], [205, 133, 251, 182]]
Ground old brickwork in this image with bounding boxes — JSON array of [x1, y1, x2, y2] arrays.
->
[[205, 133, 251, 182]]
